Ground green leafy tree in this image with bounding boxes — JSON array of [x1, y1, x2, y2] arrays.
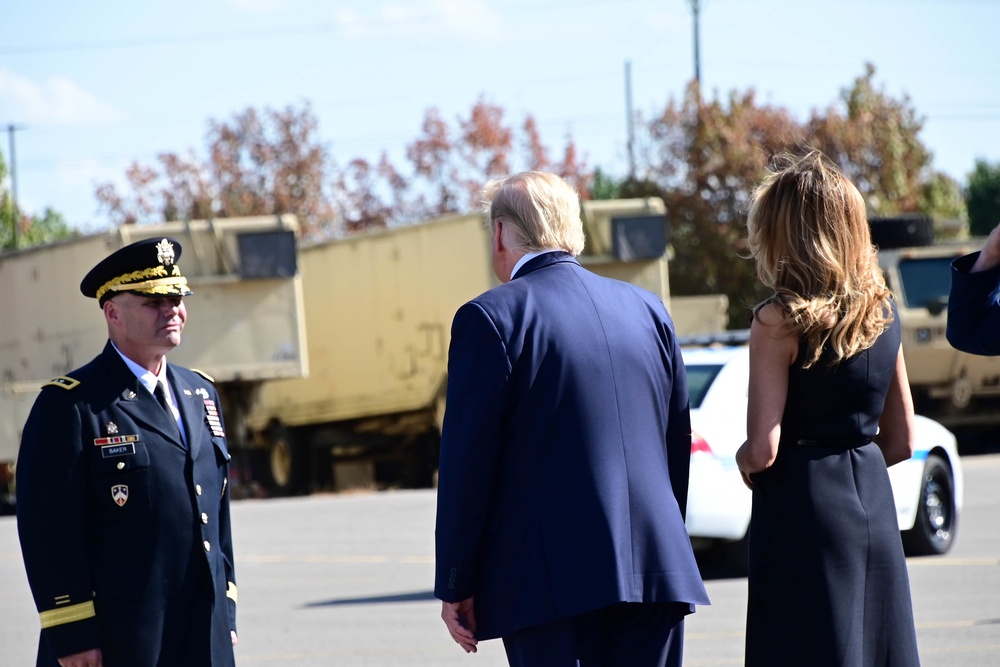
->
[[966, 159, 1000, 236], [1, 151, 74, 250], [589, 168, 622, 200], [0, 152, 13, 248], [808, 63, 962, 221]]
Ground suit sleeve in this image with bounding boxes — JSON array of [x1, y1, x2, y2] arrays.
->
[[664, 320, 693, 520], [947, 252, 1000, 356], [16, 389, 102, 658], [434, 302, 511, 602]]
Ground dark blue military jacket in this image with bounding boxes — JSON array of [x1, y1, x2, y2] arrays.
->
[[16, 341, 237, 667]]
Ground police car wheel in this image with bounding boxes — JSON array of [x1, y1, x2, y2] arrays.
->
[[901, 454, 957, 556]]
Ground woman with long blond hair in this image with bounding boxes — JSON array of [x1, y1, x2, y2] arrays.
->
[[735, 151, 921, 666]]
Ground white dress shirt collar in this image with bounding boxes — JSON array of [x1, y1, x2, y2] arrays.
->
[[511, 248, 563, 279]]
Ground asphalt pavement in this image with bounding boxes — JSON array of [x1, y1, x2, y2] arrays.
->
[[1, 454, 998, 666]]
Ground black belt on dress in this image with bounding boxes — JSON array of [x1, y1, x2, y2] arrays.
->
[[793, 437, 872, 449]]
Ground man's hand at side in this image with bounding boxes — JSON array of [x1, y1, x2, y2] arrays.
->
[[58, 648, 102, 667], [441, 597, 478, 653]]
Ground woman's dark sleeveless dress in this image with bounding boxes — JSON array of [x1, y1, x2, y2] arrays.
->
[[744, 306, 921, 666]]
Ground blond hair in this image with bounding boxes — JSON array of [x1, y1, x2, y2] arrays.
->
[[481, 171, 586, 256], [747, 150, 893, 367]]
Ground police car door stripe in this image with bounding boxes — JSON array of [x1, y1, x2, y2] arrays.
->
[[39, 600, 96, 628]]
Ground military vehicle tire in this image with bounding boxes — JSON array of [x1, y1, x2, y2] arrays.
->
[[267, 425, 307, 496], [901, 454, 958, 556], [950, 374, 973, 410], [870, 215, 935, 249]]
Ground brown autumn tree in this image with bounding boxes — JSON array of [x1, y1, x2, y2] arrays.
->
[[632, 64, 962, 327], [97, 97, 590, 236], [96, 104, 333, 237], [336, 96, 591, 226], [642, 84, 805, 324]]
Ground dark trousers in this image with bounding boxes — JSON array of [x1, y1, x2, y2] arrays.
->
[[502, 602, 689, 667]]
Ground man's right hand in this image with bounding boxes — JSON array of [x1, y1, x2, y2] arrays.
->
[[441, 598, 479, 653], [58, 648, 102, 667]]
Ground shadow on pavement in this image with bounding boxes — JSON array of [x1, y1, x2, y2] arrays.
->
[[304, 590, 437, 607]]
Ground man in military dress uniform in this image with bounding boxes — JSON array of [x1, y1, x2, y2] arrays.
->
[[16, 237, 238, 667]]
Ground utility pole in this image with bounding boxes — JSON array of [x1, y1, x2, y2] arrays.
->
[[6, 123, 25, 247], [690, 0, 702, 86], [625, 61, 636, 180]]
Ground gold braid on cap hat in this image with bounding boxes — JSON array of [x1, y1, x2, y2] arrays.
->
[[95, 265, 188, 301]]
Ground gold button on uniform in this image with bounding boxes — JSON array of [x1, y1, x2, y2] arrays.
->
[[203, 541, 211, 552], [195, 484, 203, 495], [201, 513, 209, 524]]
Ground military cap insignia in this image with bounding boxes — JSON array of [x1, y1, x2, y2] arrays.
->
[[156, 238, 176, 266], [111, 485, 129, 507], [41, 376, 80, 390], [80, 236, 192, 303]]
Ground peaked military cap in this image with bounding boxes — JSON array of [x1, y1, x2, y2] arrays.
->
[[81, 237, 193, 305]]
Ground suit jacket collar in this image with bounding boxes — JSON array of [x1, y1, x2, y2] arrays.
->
[[511, 251, 579, 279]]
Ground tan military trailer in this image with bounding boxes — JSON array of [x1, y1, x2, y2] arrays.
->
[[0, 215, 306, 507], [244, 197, 723, 495]]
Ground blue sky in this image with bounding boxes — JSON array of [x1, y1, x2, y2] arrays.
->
[[1, 0, 998, 229]]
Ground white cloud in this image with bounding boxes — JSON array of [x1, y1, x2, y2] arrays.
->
[[0, 69, 125, 127], [224, 0, 289, 13], [333, 0, 501, 39]]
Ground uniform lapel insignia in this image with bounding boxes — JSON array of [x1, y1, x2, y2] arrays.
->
[[94, 434, 139, 446], [111, 485, 129, 507], [183, 389, 192, 396], [106, 421, 119, 435], [126, 390, 137, 400]]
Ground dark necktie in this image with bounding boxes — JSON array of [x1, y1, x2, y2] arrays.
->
[[154, 382, 176, 425]]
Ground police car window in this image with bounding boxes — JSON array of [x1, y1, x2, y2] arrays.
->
[[684, 364, 724, 409], [897, 257, 953, 308]]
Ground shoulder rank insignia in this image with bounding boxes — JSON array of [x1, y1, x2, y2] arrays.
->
[[42, 376, 80, 390], [191, 369, 215, 383]]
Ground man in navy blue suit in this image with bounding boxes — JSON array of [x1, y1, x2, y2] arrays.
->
[[434, 171, 709, 666], [948, 221, 1000, 355]]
